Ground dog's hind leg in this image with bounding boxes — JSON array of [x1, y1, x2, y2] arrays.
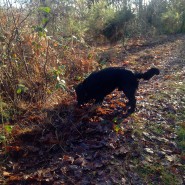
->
[[122, 87, 137, 113]]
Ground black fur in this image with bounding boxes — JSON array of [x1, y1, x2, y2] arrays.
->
[[75, 67, 159, 113]]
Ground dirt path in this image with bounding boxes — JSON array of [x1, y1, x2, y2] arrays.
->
[[2, 35, 185, 185]]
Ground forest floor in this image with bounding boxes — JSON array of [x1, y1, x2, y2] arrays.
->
[[1, 34, 185, 185]]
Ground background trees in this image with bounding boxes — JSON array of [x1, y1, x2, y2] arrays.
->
[[4, 0, 184, 43], [35, 0, 185, 41]]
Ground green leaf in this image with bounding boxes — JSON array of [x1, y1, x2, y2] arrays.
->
[[42, 18, 49, 24], [75, 76, 82, 81], [39, 7, 51, 14], [33, 26, 44, 32], [113, 124, 121, 132], [16, 88, 22, 94], [16, 84, 28, 94], [87, 53, 93, 60], [4, 125, 13, 133], [38, 31, 46, 37], [0, 135, 6, 143], [56, 81, 66, 90], [113, 117, 118, 123]]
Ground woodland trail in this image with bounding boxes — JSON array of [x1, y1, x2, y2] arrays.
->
[[2, 35, 185, 185]]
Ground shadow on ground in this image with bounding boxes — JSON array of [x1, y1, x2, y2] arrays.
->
[[5, 100, 135, 184]]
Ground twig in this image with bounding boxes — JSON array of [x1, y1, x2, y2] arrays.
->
[[43, 38, 50, 101]]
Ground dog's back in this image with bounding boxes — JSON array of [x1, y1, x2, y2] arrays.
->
[[83, 67, 136, 91]]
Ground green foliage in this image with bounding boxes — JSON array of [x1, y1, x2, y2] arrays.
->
[[51, 65, 67, 91], [180, 11, 185, 32], [27, 0, 185, 43], [114, 8, 134, 24], [113, 124, 121, 132], [85, 1, 115, 38], [161, 9, 181, 33], [0, 125, 13, 144], [138, 164, 180, 185], [4, 125, 13, 134], [102, 8, 134, 41], [0, 135, 6, 143], [144, 0, 185, 34], [148, 124, 164, 135], [33, 26, 47, 37], [38, 7, 51, 14], [0, 97, 13, 144], [52, 65, 66, 78], [177, 123, 185, 153], [0, 97, 10, 124], [55, 79, 66, 91], [16, 84, 28, 95]]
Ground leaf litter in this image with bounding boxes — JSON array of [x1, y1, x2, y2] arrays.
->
[[1, 35, 185, 184]]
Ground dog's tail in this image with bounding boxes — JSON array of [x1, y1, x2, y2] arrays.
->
[[135, 68, 160, 80]]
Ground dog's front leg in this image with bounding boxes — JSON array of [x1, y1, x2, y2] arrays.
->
[[127, 98, 136, 113], [94, 95, 105, 105]]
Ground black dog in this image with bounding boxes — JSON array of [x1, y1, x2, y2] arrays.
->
[[75, 67, 160, 113]]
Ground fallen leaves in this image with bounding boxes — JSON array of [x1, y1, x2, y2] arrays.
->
[[2, 35, 185, 184], [5, 146, 21, 152]]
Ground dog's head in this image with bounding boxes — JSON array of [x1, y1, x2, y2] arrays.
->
[[75, 83, 89, 105]]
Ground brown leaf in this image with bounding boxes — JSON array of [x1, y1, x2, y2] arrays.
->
[[9, 175, 22, 181], [5, 146, 21, 152], [63, 155, 74, 164], [115, 146, 128, 158], [3, 171, 11, 177], [123, 60, 130, 65], [74, 157, 86, 166]]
